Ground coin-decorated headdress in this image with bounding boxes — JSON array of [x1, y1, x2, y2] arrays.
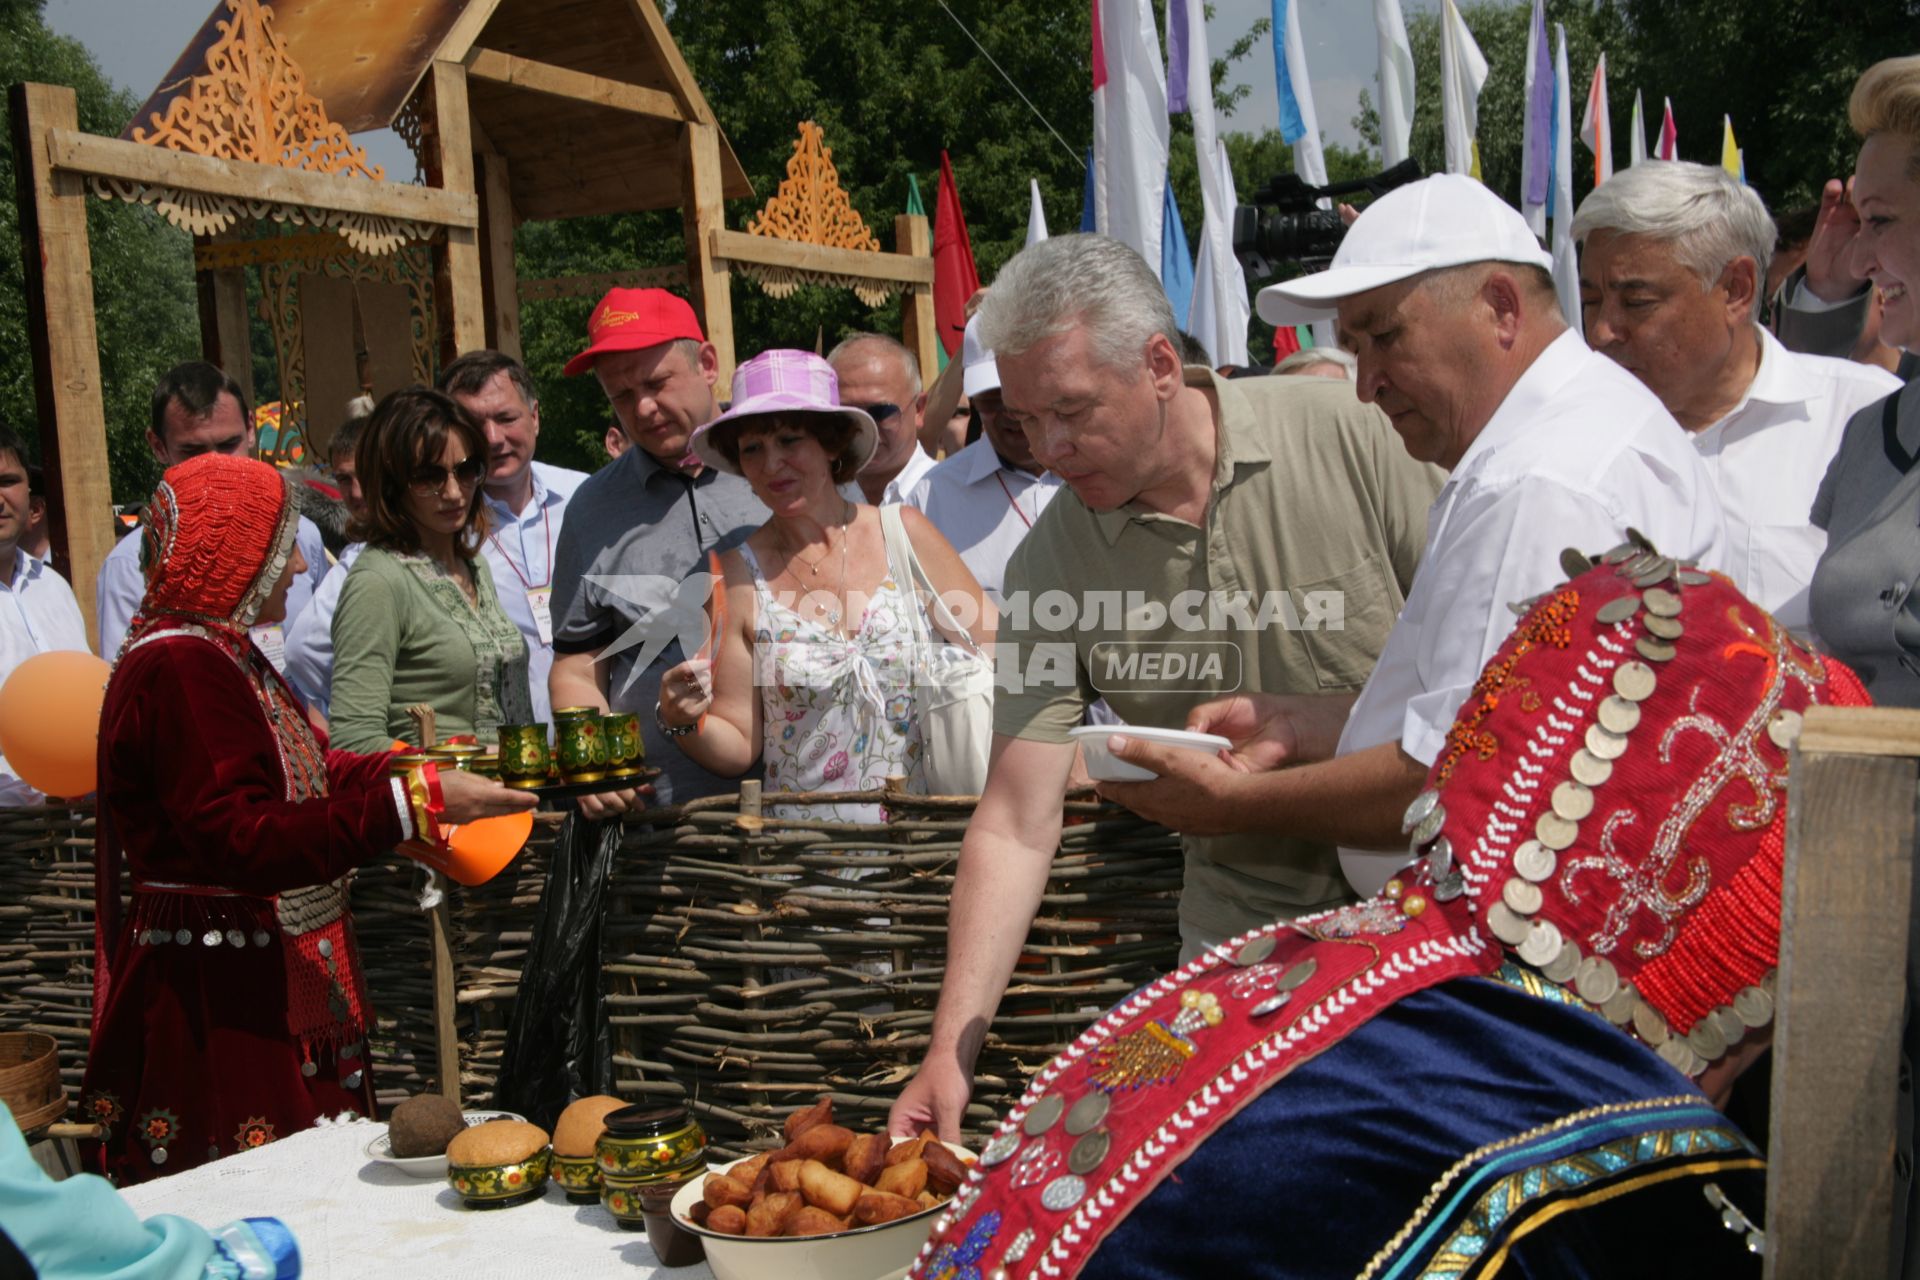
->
[[910, 543, 1869, 1280]]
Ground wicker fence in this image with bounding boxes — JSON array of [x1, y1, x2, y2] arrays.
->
[[0, 791, 1184, 1154]]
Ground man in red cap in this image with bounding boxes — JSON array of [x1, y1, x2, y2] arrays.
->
[[548, 288, 770, 815]]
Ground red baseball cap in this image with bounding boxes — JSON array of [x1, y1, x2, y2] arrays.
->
[[562, 287, 707, 377]]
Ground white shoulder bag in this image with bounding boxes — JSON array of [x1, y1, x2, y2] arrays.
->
[[878, 504, 994, 796]]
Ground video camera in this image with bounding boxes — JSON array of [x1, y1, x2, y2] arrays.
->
[[1232, 158, 1423, 280]]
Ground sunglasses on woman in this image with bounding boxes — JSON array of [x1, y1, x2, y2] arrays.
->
[[407, 457, 486, 497]]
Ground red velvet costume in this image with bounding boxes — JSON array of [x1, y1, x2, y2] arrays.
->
[[80, 456, 409, 1184]]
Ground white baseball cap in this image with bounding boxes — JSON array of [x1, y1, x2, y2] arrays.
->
[[961, 314, 1001, 397], [1255, 174, 1554, 327]]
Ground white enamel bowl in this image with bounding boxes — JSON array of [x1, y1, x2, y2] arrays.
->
[[669, 1141, 973, 1280], [1068, 723, 1231, 782]]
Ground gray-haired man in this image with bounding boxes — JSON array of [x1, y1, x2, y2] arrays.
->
[[888, 233, 1443, 1140], [1572, 161, 1899, 637]]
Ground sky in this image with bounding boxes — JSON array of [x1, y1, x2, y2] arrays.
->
[[43, 0, 1483, 180]]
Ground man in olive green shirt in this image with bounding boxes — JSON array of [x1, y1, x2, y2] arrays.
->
[[889, 234, 1442, 1140]]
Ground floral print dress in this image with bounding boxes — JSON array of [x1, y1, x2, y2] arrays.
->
[[739, 543, 926, 824]]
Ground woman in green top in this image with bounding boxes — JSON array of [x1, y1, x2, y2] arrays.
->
[[330, 387, 532, 753]]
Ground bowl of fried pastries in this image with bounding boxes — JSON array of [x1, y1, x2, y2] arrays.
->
[[669, 1096, 975, 1280]]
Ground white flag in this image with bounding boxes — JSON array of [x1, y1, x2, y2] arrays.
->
[[1439, 0, 1489, 179], [1629, 89, 1649, 167], [1092, 0, 1168, 273], [1373, 0, 1415, 168], [1550, 23, 1580, 327], [1026, 179, 1049, 248], [1519, 0, 1550, 237], [1179, 0, 1249, 367]]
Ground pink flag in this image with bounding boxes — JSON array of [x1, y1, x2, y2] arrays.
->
[[1657, 96, 1678, 161], [1579, 54, 1612, 186]]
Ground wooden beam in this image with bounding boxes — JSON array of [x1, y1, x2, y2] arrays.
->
[[627, 0, 715, 125], [47, 128, 476, 228], [195, 231, 254, 409], [711, 228, 936, 287], [431, 61, 487, 361], [1795, 705, 1920, 759], [465, 47, 684, 123], [477, 146, 521, 360], [1766, 730, 1915, 1279], [433, 0, 506, 63], [681, 122, 735, 390], [896, 213, 938, 391], [519, 265, 688, 302], [11, 84, 113, 648]]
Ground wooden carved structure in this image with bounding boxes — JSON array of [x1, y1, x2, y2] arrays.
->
[[723, 122, 939, 370], [14, 0, 935, 645]]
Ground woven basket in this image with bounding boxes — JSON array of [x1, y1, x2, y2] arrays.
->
[[0, 1030, 65, 1131]]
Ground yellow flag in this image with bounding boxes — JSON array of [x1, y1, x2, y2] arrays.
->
[[1470, 139, 1484, 183], [1721, 116, 1741, 179]]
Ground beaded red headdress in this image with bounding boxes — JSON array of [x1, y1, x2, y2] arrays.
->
[[125, 453, 300, 651], [1399, 539, 1870, 1076]]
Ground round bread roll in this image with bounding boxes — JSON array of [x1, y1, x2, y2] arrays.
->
[[446, 1118, 549, 1167], [387, 1093, 467, 1158], [552, 1095, 630, 1157]]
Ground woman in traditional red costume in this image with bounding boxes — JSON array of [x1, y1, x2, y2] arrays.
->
[[79, 454, 533, 1184]]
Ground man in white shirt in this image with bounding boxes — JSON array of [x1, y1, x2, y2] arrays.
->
[[1571, 162, 1900, 638], [281, 415, 368, 715], [829, 334, 938, 504], [96, 363, 327, 664], [0, 425, 90, 805], [904, 315, 1062, 602], [439, 351, 588, 725], [1094, 174, 1731, 896]]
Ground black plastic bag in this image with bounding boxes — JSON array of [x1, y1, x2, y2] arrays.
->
[[494, 811, 620, 1129]]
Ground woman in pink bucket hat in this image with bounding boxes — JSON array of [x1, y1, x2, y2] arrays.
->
[[658, 349, 993, 822]]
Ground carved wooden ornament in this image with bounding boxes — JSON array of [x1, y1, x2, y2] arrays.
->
[[741, 121, 896, 307]]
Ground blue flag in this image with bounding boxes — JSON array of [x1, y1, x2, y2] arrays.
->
[[1160, 179, 1194, 327], [1081, 145, 1097, 232], [1271, 0, 1306, 144]]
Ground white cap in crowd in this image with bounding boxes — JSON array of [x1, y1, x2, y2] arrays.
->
[[1256, 174, 1554, 327], [961, 314, 1001, 397]]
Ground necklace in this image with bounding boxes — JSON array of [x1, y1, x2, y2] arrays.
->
[[782, 501, 853, 627]]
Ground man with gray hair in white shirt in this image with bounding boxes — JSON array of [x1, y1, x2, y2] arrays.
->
[[905, 315, 1063, 603], [1572, 161, 1899, 638]]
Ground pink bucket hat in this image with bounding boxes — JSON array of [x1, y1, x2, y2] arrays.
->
[[689, 349, 878, 476]]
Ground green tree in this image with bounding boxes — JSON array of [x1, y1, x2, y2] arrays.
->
[[0, 0, 199, 503], [517, 0, 1279, 464]]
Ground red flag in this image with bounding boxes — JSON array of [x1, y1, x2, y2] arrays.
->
[[933, 151, 982, 358], [1271, 325, 1303, 361]]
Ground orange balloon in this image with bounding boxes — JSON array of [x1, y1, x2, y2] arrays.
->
[[0, 651, 111, 798], [401, 810, 533, 886]]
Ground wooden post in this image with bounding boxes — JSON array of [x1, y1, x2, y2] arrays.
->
[[430, 894, 463, 1106], [1766, 706, 1920, 1279], [431, 61, 486, 362], [195, 235, 255, 409], [896, 213, 938, 388], [680, 121, 735, 388], [9, 83, 114, 646], [476, 145, 521, 360], [737, 780, 769, 1122]]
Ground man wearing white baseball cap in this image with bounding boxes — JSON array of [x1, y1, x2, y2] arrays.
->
[[1099, 174, 1733, 895], [904, 315, 1064, 604]]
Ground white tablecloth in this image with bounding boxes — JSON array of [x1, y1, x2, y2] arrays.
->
[[118, 1118, 717, 1280]]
